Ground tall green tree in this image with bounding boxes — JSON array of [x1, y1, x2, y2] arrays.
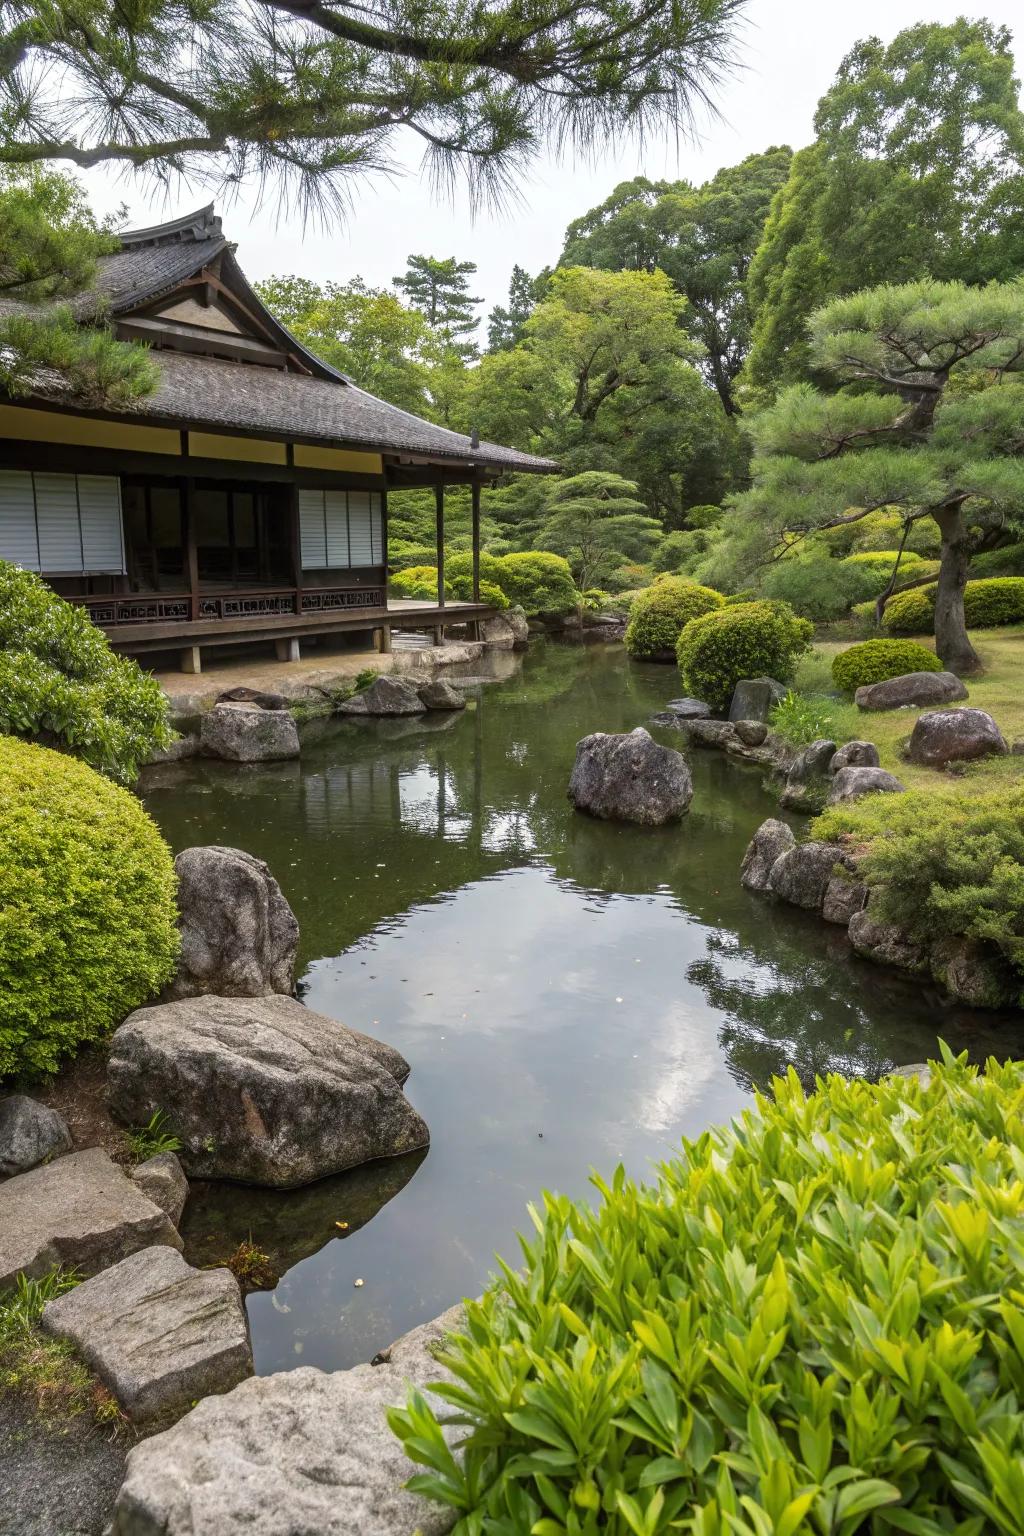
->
[[0, 2, 748, 210], [394, 255, 482, 357], [731, 280, 1024, 674], [537, 472, 660, 590], [255, 274, 437, 413], [486, 265, 538, 352], [0, 167, 155, 404], [744, 20, 1024, 394], [559, 148, 792, 414]]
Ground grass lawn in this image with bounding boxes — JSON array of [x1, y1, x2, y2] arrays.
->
[[794, 624, 1024, 793]]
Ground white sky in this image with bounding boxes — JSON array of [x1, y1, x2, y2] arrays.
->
[[79, 0, 1022, 323]]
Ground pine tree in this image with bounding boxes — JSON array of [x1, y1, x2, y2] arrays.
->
[[486, 266, 537, 352], [394, 256, 482, 357]]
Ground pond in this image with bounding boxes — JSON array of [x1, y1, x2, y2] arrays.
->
[[142, 639, 1024, 1375]]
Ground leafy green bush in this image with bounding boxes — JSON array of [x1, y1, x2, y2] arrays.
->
[[0, 736, 179, 1078], [831, 638, 942, 692], [971, 544, 1024, 579], [389, 564, 449, 600], [815, 785, 1024, 981], [676, 601, 813, 712], [495, 552, 578, 615], [760, 553, 875, 622], [624, 578, 724, 660], [0, 562, 172, 782], [393, 1051, 1024, 1533], [387, 543, 438, 572], [838, 551, 936, 600], [768, 690, 840, 746], [884, 577, 1024, 634]]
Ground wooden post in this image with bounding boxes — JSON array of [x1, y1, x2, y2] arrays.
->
[[289, 485, 302, 616], [435, 483, 445, 610], [471, 482, 481, 601], [380, 488, 389, 604], [183, 477, 200, 621]]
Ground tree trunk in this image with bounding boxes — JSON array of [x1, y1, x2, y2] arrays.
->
[[933, 504, 981, 676]]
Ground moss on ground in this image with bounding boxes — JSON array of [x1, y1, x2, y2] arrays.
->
[[0, 1273, 124, 1431]]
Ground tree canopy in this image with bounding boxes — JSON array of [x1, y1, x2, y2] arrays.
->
[[486, 264, 539, 353], [0, 0, 748, 213], [394, 255, 481, 357], [744, 19, 1024, 394]]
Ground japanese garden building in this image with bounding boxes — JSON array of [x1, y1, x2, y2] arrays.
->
[[0, 205, 555, 671]]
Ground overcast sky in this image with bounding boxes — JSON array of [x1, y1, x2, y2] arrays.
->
[[80, 1, 1022, 324]]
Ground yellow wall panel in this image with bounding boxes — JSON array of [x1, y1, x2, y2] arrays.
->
[[293, 444, 383, 475], [0, 405, 180, 456], [188, 431, 288, 465]]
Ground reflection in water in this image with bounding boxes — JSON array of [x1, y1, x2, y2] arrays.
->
[[144, 641, 1024, 1372]]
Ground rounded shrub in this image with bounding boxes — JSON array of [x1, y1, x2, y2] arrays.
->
[[831, 637, 942, 692], [0, 561, 172, 782], [394, 1054, 1024, 1532], [885, 577, 1024, 634], [760, 553, 873, 621], [624, 578, 724, 661], [494, 552, 578, 615], [882, 585, 935, 633], [675, 600, 813, 712], [839, 550, 935, 600], [0, 737, 179, 1079], [389, 565, 449, 601]]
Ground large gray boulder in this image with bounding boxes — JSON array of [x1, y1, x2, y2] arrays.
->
[[417, 679, 466, 712], [167, 846, 299, 1002], [0, 1148, 181, 1290], [822, 873, 869, 926], [0, 1095, 72, 1180], [110, 1305, 466, 1536], [481, 608, 529, 650], [200, 703, 300, 762], [778, 739, 836, 812], [338, 675, 425, 716], [733, 720, 768, 746], [854, 671, 968, 711], [827, 766, 906, 805], [740, 819, 796, 894], [830, 740, 880, 773], [568, 727, 692, 825], [42, 1246, 252, 1427], [907, 707, 1008, 767], [929, 936, 1018, 1009], [848, 907, 928, 974], [769, 842, 845, 911], [131, 1152, 188, 1230], [729, 677, 787, 723], [107, 995, 430, 1189]]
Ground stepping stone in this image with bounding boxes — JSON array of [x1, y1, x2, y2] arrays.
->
[[0, 1147, 181, 1290], [42, 1246, 252, 1427], [0, 1094, 72, 1179]]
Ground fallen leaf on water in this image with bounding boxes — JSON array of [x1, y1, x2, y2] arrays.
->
[[335, 1221, 349, 1231]]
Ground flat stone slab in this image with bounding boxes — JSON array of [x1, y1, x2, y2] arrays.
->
[[43, 1246, 252, 1427], [0, 1094, 72, 1180], [0, 1147, 181, 1290], [664, 697, 711, 719], [111, 1304, 466, 1536]]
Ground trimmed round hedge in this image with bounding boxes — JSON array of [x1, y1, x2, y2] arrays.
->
[[495, 552, 578, 616], [0, 561, 172, 783], [394, 1054, 1024, 1533], [624, 578, 724, 660], [676, 600, 813, 712], [0, 737, 180, 1079], [884, 576, 1024, 634], [832, 638, 942, 693]]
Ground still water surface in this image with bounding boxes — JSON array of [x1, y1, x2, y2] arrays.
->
[[142, 640, 1024, 1374]]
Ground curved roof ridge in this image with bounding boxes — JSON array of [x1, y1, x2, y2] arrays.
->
[[120, 204, 222, 246]]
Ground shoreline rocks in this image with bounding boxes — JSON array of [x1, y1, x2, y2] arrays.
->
[[826, 766, 906, 805], [728, 677, 787, 723], [339, 675, 426, 716], [854, 670, 968, 711], [568, 727, 693, 824], [167, 846, 300, 1001], [0, 1095, 72, 1180], [200, 702, 300, 762], [778, 739, 836, 813], [740, 819, 796, 893]]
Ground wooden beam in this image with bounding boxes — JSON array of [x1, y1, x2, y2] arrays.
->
[[288, 484, 302, 615], [183, 477, 200, 621], [471, 482, 481, 602], [435, 484, 446, 611]]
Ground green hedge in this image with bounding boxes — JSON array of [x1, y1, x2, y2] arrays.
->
[[814, 783, 1024, 985], [0, 562, 172, 782], [392, 1052, 1024, 1532], [676, 600, 813, 712], [838, 551, 937, 601], [831, 638, 942, 693], [496, 552, 578, 615], [884, 577, 1024, 634], [0, 737, 179, 1078], [624, 578, 724, 660], [389, 564, 448, 600]]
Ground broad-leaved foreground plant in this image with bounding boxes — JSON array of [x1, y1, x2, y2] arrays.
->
[[391, 1052, 1024, 1534]]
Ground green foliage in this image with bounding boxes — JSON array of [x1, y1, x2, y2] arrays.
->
[[768, 691, 839, 747], [390, 565, 448, 601], [831, 639, 942, 693], [838, 551, 936, 601], [0, 167, 158, 406], [394, 255, 482, 358], [539, 472, 660, 591], [125, 1110, 182, 1163], [676, 601, 813, 712], [760, 551, 873, 622], [624, 579, 724, 660], [0, 737, 180, 1079], [391, 1051, 1024, 1532], [493, 552, 578, 616], [486, 264, 540, 352], [0, 561, 173, 782], [815, 787, 1024, 978], [0, 1268, 120, 1426], [971, 544, 1024, 579], [885, 579, 1024, 635]]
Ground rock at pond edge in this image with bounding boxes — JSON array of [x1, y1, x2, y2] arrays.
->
[[568, 727, 692, 825]]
